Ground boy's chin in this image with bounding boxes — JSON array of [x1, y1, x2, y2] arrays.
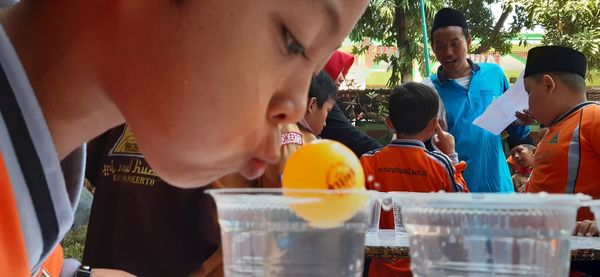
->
[[239, 158, 268, 180]]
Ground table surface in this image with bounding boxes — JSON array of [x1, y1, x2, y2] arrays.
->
[[365, 230, 600, 261]]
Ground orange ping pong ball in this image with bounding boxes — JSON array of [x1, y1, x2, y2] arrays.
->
[[282, 139, 367, 228]]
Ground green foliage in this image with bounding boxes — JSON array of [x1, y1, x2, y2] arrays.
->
[[61, 225, 88, 261], [448, 0, 530, 54], [510, 0, 600, 72], [350, 0, 444, 86], [339, 89, 393, 121], [350, 0, 532, 87]]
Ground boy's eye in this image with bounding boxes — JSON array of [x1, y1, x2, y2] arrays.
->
[[282, 26, 306, 57]]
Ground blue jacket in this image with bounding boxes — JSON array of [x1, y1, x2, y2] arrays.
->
[[428, 61, 530, 192]]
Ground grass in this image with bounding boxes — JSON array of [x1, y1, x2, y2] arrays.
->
[[61, 225, 88, 261]]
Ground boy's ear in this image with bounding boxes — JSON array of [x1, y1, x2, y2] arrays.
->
[[307, 97, 318, 113], [542, 74, 557, 95], [384, 117, 396, 133], [426, 116, 438, 134]]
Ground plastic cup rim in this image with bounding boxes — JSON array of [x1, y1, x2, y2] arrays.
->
[[385, 191, 591, 208], [206, 187, 380, 197]]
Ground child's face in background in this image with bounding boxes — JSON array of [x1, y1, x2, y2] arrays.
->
[[510, 145, 535, 168], [100, 0, 369, 187], [305, 98, 336, 136]]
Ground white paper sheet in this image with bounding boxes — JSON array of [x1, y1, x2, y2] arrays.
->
[[472, 71, 529, 135]]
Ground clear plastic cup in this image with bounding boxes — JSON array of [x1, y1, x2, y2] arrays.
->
[[207, 188, 376, 277], [391, 192, 590, 277], [388, 192, 419, 237], [367, 196, 382, 235]]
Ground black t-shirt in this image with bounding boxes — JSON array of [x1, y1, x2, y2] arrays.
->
[[320, 103, 381, 157], [82, 124, 220, 277]]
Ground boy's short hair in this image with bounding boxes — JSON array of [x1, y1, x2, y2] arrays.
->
[[528, 71, 587, 93], [388, 82, 439, 135], [309, 71, 337, 108]]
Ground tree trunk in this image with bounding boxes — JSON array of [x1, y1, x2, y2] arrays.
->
[[474, 6, 512, 54], [394, 6, 412, 83]]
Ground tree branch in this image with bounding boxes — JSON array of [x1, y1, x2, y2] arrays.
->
[[473, 5, 512, 54]]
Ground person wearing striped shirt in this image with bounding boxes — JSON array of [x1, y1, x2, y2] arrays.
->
[[360, 82, 468, 277]]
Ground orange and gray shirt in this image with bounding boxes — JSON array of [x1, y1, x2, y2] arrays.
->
[[360, 139, 468, 228], [0, 25, 84, 276], [529, 102, 600, 220], [360, 139, 468, 277]]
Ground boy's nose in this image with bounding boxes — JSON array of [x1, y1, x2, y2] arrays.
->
[[267, 75, 310, 125]]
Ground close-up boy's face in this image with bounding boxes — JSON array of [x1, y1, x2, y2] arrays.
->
[[99, 0, 369, 187], [431, 26, 471, 76]]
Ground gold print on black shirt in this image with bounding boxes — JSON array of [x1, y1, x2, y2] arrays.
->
[[102, 158, 160, 186], [108, 125, 144, 158], [102, 125, 160, 186]]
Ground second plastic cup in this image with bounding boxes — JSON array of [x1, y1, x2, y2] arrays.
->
[[392, 192, 590, 277]]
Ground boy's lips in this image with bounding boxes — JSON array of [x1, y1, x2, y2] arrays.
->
[[240, 158, 269, 180]]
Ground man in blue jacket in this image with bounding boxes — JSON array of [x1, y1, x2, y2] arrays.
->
[[423, 8, 530, 192]]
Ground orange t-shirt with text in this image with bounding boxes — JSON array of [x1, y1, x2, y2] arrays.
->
[[529, 103, 600, 220], [360, 139, 468, 277]]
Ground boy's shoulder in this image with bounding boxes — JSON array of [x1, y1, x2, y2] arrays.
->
[[424, 150, 453, 167], [361, 146, 384, 158], [362, 142, 431, 161], [581, 103, 600, 134]]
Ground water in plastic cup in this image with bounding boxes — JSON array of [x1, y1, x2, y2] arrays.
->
[[389, 192, 413, 236], [367, 197, 381, 235], [392, 202, 407, 236], [393, 192, 590, 277], [207, 188, 373, 277]]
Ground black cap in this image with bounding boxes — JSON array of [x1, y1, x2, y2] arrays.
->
[[507, 135, 535, 151], [524, 46, 587, 78], [431, 8, 468, 36]]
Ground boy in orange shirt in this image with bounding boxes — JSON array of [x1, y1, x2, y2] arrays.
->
[[361, 82, 468, 276], [523, 46, 600, 237]]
